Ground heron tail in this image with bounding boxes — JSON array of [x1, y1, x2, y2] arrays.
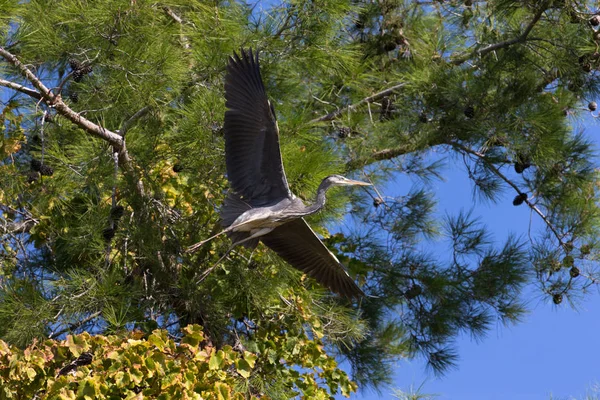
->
[[220, 193, 259, 249]]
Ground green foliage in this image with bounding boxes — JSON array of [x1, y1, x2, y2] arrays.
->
[[2, 0, 600, 394]]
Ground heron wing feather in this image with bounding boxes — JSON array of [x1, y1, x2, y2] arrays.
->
[[224, 49, 291, 206], [261, 219, 364, 299]]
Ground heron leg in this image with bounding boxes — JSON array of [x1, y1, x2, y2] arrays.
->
[[186, 227, 232, 253], [196, 228, 273, 284]]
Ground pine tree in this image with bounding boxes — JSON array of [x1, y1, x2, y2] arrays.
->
[[1, 0, 600, 395]]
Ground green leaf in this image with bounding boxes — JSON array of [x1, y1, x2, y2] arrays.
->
[[235, 358, 251, 379]]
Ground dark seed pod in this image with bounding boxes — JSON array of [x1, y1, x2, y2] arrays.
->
[[512, 193, 527, 206], [30, 158, 42, 172], [73, 69, 85, 82], [102, 227, 116, 242], [337, 127, 352, 138], [69, 92, 79, 103], [419, 112, 428, 123], [464, 105, 475, 119], [580, 244, 591, 255], [26, 171, 39, 183], [405, 284, 422, 299], [591, 15, 600, 26], [383, 41, 397, 52], [582, 63, 592, 73], [514, 154, 531, 174], [552, 293, 563, 305], [68, 58, 82, 71], [514, 162, 528, 174], [39, 164, 54, 176], [110, 205, 125, 220], [172, 163, 184, 173], [373, 197, 384, 208], [588, 101, 597, 111], [569, 266, 580, 278], [80, 65, 93, 75], [43, 113, 53, 123]]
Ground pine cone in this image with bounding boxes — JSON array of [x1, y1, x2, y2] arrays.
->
[[102, 227, 116, 242], [588, 101, 597, 111], [373, 197, 383, 208], [26, 171, 39, 183], [419, 112, 428, 123], [73, 69, 85, 82], [68, 58, 82, 71], [569, 266, 580, 278], [512, 193, 527, 206], [552, 293, 563, 305], [69, 92, 79, 103], [405, 284, 422, 299], [464, 105, 475, 119], [39, 164, 54, 176], [30, 158, 42, 172], [173, 163, 184, 173], [337, 127, 352, 138], [591, 15, 600, 26], [110, 205, 125, 220]]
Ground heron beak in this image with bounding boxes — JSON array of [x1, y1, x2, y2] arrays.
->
[[346, 179, 372, 186]]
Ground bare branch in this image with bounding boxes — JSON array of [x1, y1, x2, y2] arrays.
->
[[1, 218, 38, 235], [119, 105, 151, 137], [0, 47, 145, 197], [310, 83, 406, 124], [451, 4, 547, 65], [162, 6, 183, 24], [346, 145, 414, 171], [48, 310, 102, 339], [0, 79, 42, 100]]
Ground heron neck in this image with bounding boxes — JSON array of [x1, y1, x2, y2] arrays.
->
[[305, 180, 331, 215]]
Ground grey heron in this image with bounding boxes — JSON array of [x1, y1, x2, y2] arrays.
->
[[188, 49, 368, 299]]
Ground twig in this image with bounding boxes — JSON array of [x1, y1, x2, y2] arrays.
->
[[1, 218, 38, 235], [310, 83, 407, 123], [48, 310, 102, 339], [450, 140, 566, 249], [119, 105, 151, 137], [451, 4, 547, 65], [0, 79, 42, 100], [0, 47, 145, 198]]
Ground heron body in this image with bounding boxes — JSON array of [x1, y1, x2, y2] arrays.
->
[[191, 48, 369, 299]]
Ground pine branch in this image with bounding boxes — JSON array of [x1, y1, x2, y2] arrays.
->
[[450, 3, 547, 65], [0, 47, 145, 197], [1, 218, 38, 235], [346, 145, 414, 171], [449, 140, 566, 250], [310, 83, 407, 123], [345, 135, 446, 171], [119, 106, 151, 137], [48, 310, 102, 339], [0, 79, 42, 100]]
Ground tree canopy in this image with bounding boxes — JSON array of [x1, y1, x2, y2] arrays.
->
[[1, 0, 600, 397]]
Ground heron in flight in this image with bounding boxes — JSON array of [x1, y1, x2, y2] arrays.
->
[[188, 49, 368, 298]]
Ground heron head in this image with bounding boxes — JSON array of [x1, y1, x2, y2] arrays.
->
[[324, 174, 372, 187]]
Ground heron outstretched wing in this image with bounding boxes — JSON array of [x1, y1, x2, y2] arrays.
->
[[224, 49, 291, 206], [261, 219, 364, 299]]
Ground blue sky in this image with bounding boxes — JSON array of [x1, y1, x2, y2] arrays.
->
[[350, 121, 600, 399]]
